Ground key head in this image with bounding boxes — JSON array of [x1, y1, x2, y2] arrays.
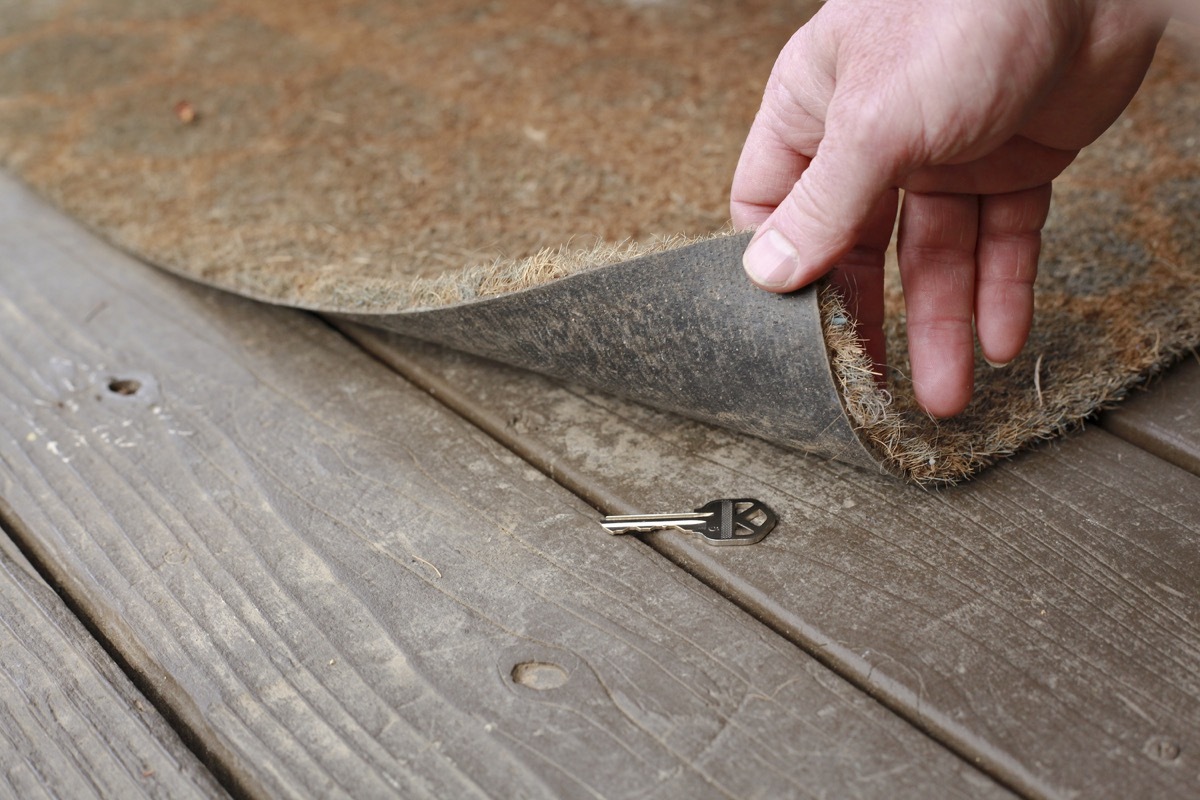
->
[[694, 499, 777, 546]]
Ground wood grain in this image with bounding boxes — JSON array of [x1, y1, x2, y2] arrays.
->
[[1102, 356, 1200, 477], [343, 328, 1200, 800], [0, 175, 1008, 799], [0, 518, 224, 799]]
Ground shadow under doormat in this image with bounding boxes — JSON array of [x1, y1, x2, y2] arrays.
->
[[1, 0, 1197, 483]]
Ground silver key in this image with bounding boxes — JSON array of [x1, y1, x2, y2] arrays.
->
[[601, 498, 777, 546]]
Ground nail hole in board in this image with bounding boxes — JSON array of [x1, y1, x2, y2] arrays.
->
[[511, 661, 568, 690], [107, 378, 142, 396]]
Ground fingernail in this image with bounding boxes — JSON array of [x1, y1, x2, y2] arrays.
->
[[743, 228, 799, 288], [984, 357, 1010, 368]]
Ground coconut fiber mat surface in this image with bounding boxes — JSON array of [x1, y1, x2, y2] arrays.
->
[[1, 0, 1198, 482]]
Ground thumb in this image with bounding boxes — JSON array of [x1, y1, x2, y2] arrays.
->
[[743, 123, 900, 293]]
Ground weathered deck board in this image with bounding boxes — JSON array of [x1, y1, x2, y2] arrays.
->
[[0, 175, 1010, 799], [342, 329, 1200, 800], [0, 516, 225, 799], [1102, 356, 1200, 477]]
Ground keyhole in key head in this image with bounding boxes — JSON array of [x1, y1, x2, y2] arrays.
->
[[107, 378, 141, 396], [737, 502, 769, 527]]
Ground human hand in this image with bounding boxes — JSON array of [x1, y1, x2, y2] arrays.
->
[[731, 0, 1168, 416]]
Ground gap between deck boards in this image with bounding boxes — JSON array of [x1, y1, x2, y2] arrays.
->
[[0, 504, 229, 800], [334, 321, 1200, 800], [0, 174, 1011, 800], [1101, 354, 1200, 478], [327, 319, 1040, 797], [0, 496, 253, 800]]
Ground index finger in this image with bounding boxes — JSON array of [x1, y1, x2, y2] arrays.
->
[[730, 106, 814, 230], [729, 25, 830, 230]]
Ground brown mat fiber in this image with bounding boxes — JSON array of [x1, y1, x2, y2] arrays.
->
[[1, 0, 1197, 482]]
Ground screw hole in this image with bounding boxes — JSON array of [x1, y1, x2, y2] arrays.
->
[[108, 378, 142, 396], [1144, 735, 1182, 765], [511, 661, 568, 690]]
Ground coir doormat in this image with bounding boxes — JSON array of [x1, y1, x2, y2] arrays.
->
[[1, 0, 1197, 482]]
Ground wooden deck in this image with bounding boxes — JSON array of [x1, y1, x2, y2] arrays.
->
[[1, 171, 1198, 799]]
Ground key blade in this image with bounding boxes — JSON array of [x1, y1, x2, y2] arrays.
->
[[601, 511, 713, 523], [600, 514, 709, 534]]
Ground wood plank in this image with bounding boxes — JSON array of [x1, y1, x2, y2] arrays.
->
[[0, 515, 225, 799], [0, 176, 1010, 799], [342, 328, 1200, 800], [1102, 356, 1200, 477]]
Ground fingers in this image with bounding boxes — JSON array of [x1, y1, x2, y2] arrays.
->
[[825, 189, 899, 377], [975, 184, 1051, 365], [730, 110, 813, 231], [730, 25, 828, 232], [867, 185, 1049, 416], [897, 192, 980, 418]]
